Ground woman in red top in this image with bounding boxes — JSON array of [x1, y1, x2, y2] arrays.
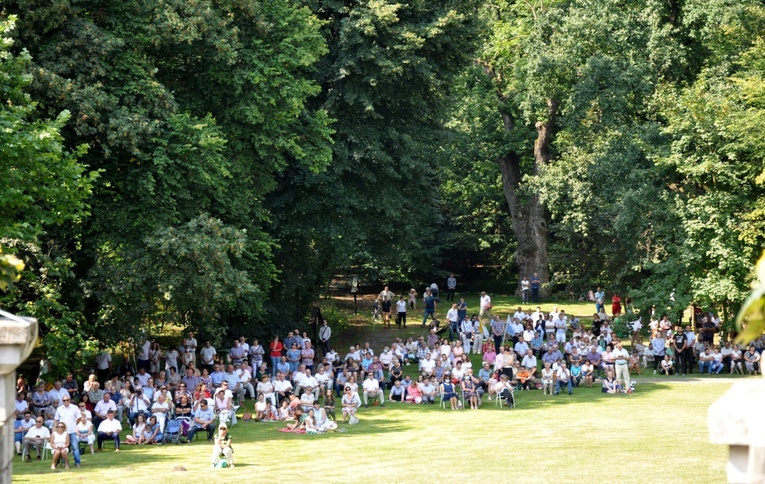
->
[[269, 336, 284, 377], [611, 295, 622, 317]]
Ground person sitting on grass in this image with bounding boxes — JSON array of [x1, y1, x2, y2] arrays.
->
[[405, 378, 423, 404], [254, 394, 268, 421], [660, 355, 675, 375], [144, 415, 163, 444], [124, 414, 148, 445], [341, 386, 361, 423], [211, 423, 234, 468], [602, 371, 621, 394], [50, 422, 70, 470]]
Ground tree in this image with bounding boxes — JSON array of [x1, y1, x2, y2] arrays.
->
[[5, 0, 333, 344], [0, 15, 97, 375]]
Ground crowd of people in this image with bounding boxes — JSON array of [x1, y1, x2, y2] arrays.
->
[[13, 281, 765, 470]]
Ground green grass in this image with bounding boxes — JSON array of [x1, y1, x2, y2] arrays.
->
[[13, 380, 731, 483]]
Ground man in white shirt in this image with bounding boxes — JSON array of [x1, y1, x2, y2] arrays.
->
[[137, 337, 151, 372], [395, 297, 408, 329], [95, 350, 112, 386], [93, 393, 117, 430], [319, 319, 333, 354], [521, 277, 530, 304], [200, 340, 217, 374], [237, 362, 256, 400], [127, 388, 152, 425], [184, 332, 198, 364], [513, 307, 526, 321], [554, 362, 573, 395], [554, 313, 568, 344], [23, 416, 50, 460], [521, 349, 537, 377], [300, 369, 320, 400], [514, 337, 530, 361], [239, 336, 250, 361], [151, 394, 170, 431], [54, 395, 82, 466], [47, 381, 69, 405], [460, 317, 474, 353], [362, 373, 385, 407], [96, 410, 122, 451], [273, 372, 293, 406], [612, 342, 631, 389], [479, 292, 492, 319], [419, 352, 436, 375]]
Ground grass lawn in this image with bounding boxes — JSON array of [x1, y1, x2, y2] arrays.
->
[[13, 379, 732, 483]]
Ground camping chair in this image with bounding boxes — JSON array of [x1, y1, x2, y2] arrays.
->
[[163, 418, 182, 444]]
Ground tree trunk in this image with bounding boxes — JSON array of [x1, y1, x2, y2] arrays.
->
[[496, 98, 558, 299]]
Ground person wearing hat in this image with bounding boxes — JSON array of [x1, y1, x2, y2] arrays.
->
[[211, 423, 233, 468]]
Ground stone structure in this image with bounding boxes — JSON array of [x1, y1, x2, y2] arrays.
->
[[709, 378, 765, 483], [0, 310, 38, 483]]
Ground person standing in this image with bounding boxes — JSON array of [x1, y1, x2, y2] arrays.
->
[[421, 289, 437, 327], [136, 337, 151, 372], [200, 341, 217, 374], [594, 287, 605, 313], [53, 395, 82, 467], [491, 316, 505, 354], [395, 296, 407, 329], [319, 320, 332, 355], [612, 343, 631, 390], [269, 337, 284, 377], [671, 327, 688, 375], [531, 273, 541, 303], [479, 292, 492, 320], [95, 349, 111, 387], [446, 275, 457, 302], [521, 276, 530, 304], [378, 286, 395, 303]]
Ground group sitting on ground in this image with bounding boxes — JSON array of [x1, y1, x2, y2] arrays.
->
[[15, 297, 764, 467]]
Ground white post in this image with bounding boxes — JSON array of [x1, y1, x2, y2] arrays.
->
[[708, 378, 765, 483], [0, 310, 38, 482]]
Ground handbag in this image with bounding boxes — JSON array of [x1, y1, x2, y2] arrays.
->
[[349, 414, 359, 425]]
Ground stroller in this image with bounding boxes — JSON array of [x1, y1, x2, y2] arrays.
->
[[163, 418, 183, 444]]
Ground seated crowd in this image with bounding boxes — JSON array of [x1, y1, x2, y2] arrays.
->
[[14, 307, 764, 468]]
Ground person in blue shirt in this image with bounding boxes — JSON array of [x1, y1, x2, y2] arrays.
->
[[210, 365, 225, 389], [187, 399, 216, 442], [421, 289, 437, 327], [570, 361, 582, 387]]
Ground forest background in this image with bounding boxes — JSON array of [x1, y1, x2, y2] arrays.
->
[[2, 0, 765, 375]]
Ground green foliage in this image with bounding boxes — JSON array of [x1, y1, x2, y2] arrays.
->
[[92, 214, 259, 344]]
